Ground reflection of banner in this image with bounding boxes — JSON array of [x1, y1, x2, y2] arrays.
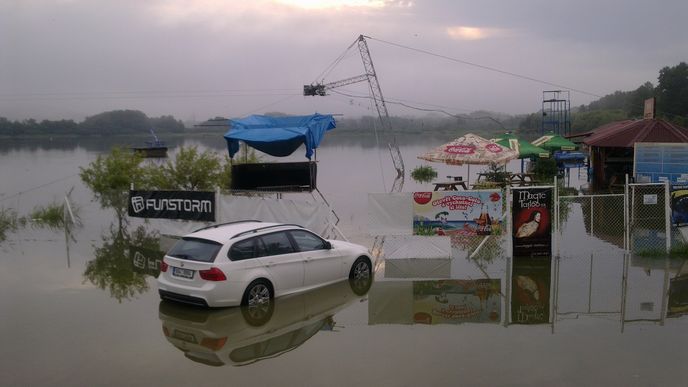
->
[[128, 190, 215, 221], [413, 191, 502, 237], [511, 257, 551, 324], [130, 246, 165, 277], [512, 187, 552, 257], [671, 185, 688, 226], [668, 276, 688, 318], [412, 279, 501, 324]]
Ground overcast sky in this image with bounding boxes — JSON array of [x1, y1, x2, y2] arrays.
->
[[2, 0, 686, 122]]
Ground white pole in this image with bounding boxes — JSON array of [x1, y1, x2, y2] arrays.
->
[[554, 175, 559, 258], [216, 189, 221, 223]]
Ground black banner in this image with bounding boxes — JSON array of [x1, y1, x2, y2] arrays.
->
[[231, 161, 317, 192], [512, 187, 552, 257], [128, 190, 215, 221]]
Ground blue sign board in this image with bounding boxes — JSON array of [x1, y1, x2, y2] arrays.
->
[[634, 142, 688, 184]]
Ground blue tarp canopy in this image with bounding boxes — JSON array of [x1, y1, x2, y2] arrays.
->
[[224, 113, 336, 159]]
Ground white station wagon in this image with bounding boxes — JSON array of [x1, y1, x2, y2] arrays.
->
[[157, 221, 373, 308]]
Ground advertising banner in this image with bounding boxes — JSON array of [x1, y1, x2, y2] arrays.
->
[[511, 256, 552, 324], [412, 190, 503, 237], [512, 187, 552, 257], [668, 275, 688, 318], [671, 184, 688, 226], [412, 279, 502, 324], [128, 190, 215, 222]]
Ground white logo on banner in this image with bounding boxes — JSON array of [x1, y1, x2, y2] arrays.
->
[[131, 196, 145, 213]]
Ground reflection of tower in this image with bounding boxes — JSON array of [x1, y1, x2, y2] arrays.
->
[[541, 90, 571, 136]]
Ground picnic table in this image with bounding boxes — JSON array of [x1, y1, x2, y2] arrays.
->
[[433, 175, 468, 191], [508, 173, 538, 187]]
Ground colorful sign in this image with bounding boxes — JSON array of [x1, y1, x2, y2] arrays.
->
[[413, 190, 503, 237], [511, 256, 552, 324], [512, 187, 552, 257], [413, 279, 502, 324], [671, 184, 688, 226]]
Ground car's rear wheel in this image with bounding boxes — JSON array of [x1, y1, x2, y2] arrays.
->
[[242, 279, 272, 307], [349, 257, 371, 280]]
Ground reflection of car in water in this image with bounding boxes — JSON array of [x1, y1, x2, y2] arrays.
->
[[159, 278, 372, 367]]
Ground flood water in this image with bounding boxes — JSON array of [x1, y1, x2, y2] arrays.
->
[[1, 134, 687, 386]]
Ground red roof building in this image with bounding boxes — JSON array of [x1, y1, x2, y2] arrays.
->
[[582, 119, 688, 148], [573, 119, 688, 191]]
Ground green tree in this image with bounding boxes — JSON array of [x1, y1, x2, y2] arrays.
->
[[571, 109, 628, 134], [657, 62, 688, 119], [79, 147, 146, 226], [149, 115, 185, 133], [144, 146, 225, 191], [625, 82, 656, 117], [79, 109, 151, 135]]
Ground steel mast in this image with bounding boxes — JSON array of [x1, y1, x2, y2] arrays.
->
[[304, 35, 405, 191]]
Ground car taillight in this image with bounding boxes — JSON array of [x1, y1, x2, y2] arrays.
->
[[200, 337, 228, 350], [199, 267, 227, 281], [160, 261, 169, 272]]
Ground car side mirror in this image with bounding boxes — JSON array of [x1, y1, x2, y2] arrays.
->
[[324, 241, 332, 250]]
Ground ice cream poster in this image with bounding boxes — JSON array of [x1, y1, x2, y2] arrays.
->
[[511, 256, 552, 324], [412, 191, 503, 237], [412, 279, 502, 325], [512, 187, 552, 257]]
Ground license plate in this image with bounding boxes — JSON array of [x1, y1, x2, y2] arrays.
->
[[172, 267, 194, 279], [172, 330, 197, 343]]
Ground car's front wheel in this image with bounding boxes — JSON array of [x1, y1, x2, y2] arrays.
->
[[242, 279, 273, 307], [349, 257, 371, 280]]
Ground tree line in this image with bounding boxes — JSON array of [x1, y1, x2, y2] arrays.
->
[[2, 63, 686, 140], [0, 109, 185, 136]]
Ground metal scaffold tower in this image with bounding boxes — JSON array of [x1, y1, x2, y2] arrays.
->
[[304, 34, 405, 193], [541, 90, 571, 136]]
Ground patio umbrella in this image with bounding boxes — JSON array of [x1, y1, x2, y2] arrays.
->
[[418, 133, 519, 184], [492, 132, 550, 172], [531, 133, 578, 152]]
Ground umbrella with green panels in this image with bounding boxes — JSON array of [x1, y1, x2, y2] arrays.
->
[[492, 132, 550, 160], [492, 132, 550, 173], [531, 133, 578, 152]]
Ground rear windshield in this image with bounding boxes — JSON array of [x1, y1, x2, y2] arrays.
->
[[167, 237, 222, 263]]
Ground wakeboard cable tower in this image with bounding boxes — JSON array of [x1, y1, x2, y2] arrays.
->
[[304, 34, 405, 193]]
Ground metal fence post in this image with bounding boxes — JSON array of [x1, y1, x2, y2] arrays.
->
[[665, 180, 671, 254], [590, 196, 594, 237], [554, 175, 559, 258], [625, 176, 630, 253]]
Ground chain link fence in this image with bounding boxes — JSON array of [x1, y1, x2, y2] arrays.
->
[[557, 193, 626, 255], [557, 182, 671, 257], [628, 183, 670, 255]]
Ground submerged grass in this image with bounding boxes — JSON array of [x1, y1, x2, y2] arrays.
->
[[635, 242, 688, 258], [0, 208, 25, 242], [30, 203, 67, 229]]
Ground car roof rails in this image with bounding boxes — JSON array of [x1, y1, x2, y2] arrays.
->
[[193, 220, 261, 233], [231, 223, 304, 239]]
